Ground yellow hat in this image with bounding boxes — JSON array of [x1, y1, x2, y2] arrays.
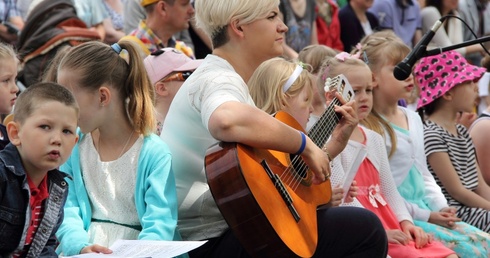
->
[[141, 0, 159, 6]]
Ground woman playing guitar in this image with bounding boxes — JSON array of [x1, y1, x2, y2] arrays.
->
[[161, 0, 388, 257]]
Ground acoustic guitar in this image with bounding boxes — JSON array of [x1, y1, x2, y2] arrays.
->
[[205, 75, 354, 257]]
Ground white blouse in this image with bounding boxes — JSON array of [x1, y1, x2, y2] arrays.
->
[[80, 133, 143, 247]]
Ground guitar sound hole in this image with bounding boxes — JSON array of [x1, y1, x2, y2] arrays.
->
[[289, 154, 308, 179]]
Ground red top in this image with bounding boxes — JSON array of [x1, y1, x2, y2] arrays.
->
[[13, 175, 49, 257]]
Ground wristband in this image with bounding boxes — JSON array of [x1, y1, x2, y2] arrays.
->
[[294, 131, 307, 155]]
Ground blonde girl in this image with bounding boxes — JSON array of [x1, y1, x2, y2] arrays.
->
[[358, 31, 490, 256], [55, 40, 179, 255], [250, 57, 358, 209], [0, 42, 19, 150], [322, 53, 456, 258], [249, 57, 314, 129]]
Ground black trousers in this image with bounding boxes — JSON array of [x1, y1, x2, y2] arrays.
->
[[189, 206, 388, 258]]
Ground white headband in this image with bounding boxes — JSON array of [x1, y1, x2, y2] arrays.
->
[[282, 64, 304, 92]]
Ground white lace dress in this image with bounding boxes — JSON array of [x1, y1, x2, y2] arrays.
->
[[79, 133, 143, 247]]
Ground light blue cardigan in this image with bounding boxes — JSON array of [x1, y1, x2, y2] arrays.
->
[[56, 132, 180, 255]]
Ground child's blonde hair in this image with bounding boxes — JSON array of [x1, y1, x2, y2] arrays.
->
[[249, 57, 313, 115], [42, 45, 71, 83], [0, 42, 16, 61], [298, 44, 338, 75], [58, 40, 155, 136], [356, 31, 409, 73], [318, 56, 367, 88], [354, 31, 411, 157]]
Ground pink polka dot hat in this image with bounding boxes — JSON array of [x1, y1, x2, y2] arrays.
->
[[413, 50, 486, 110]]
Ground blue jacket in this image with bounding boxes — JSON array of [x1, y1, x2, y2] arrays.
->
[[56, 133, 180, 256], [0, 144, 69, 258]]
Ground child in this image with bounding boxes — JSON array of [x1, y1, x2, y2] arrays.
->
[[470, 55, 490, 186], [358, 32, 490, 256], [297, 44, 338, 131], [0, 42, 19, 150], [248, 57, 358, 207], [55, 41, 180, 255], [143, 47, 202, 135], [322, 53, 456, 258], [0, 82, 79, 257], [414, 50, 490, 235]]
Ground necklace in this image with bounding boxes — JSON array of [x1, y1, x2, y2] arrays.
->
[[97, 130, 134, 160]]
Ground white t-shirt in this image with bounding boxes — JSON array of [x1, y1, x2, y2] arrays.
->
[[161, 54, 255, 240]]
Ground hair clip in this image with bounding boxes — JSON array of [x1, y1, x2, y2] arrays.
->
[[362, 51, 369, 64], [335, 51, 361, 62], [111, 43, 122, 54], [321, 65, 331, 82], [282, 64, 304, 92]]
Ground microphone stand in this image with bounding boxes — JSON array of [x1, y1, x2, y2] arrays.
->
[[424, 35, 490, 57]]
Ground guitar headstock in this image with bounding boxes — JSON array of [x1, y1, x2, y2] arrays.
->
[[323, 74, 354, 103]]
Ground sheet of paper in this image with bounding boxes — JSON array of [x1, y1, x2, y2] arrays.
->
[[341, 141, 367, 200], [63, 240, 207, 258]]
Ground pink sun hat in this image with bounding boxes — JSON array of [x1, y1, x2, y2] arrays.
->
[[413, 50, 486, 110], [144, 48, 203, 85]]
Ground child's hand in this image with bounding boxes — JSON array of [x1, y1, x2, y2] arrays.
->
[[400, 220, 432, 248], [429, 210, 461, 229], [81, 244, 113, 254], [344, 180, 358, 203], [456, 111, 477, 129], [386, 229, 410, 245], [440, 206, 457, 215], [331, 187, 344, 207]]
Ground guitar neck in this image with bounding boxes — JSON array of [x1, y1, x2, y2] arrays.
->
[[307, 98, 341, 148]]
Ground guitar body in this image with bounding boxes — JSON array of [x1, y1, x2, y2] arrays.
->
[[205, 111, 332, 258]]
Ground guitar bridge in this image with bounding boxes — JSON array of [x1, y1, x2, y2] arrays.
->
[[261, 160, 301, 222]]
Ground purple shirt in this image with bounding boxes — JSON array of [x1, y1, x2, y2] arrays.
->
[[369, 0, 422, 48]]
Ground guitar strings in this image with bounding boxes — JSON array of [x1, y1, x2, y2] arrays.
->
[[279, 98, 342, 191]]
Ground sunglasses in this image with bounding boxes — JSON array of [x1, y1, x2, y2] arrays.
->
[[162, 71, 193, 82]]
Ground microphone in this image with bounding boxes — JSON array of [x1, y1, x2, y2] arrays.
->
[[393, 18, 444, 81]]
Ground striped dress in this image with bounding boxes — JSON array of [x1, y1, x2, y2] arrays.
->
[[424, 120, 490, 232]]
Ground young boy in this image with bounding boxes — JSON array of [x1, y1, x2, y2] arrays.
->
[[143, 47, 202, 135], [0, 82, 79, 257]]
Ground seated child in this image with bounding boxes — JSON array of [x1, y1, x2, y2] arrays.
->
[[143, 48, 202, 135], [0, 82, 79, 257], [415, 50, 490, 233], [0, 42, 20, 150], [323, 53, 456, 258]]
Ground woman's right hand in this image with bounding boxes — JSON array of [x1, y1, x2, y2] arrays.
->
[[386, 229, 410, 245], [81, 244, 113, 254]]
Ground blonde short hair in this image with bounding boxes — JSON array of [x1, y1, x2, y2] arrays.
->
[[0, 42, 17, 64], [195, 0, 279, 47], [249, 57, 313, 115]]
